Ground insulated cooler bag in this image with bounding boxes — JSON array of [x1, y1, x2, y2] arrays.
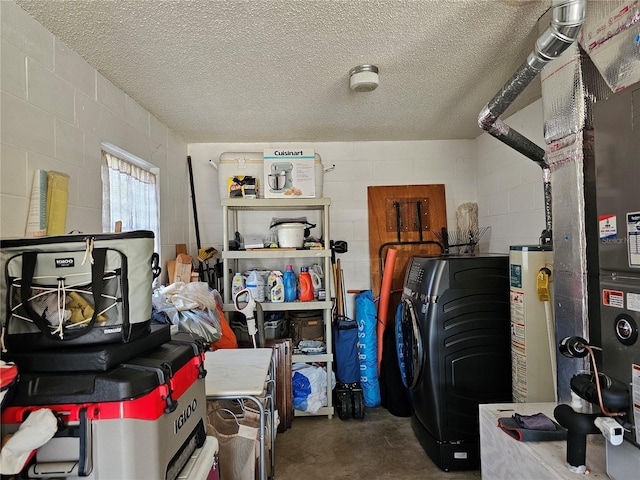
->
[[4, 323, 172, 373], [0, 231, 159, 352], [0, 336, 208, 480]]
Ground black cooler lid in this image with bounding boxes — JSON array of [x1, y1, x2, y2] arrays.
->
[[8, 339, 197, 406]]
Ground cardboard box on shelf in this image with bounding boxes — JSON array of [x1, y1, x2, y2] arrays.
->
[[263, 149, 315, 198]]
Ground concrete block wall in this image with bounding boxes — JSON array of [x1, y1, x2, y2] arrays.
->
[[476, 100, 548, 253], [0, 1, 189, 275]]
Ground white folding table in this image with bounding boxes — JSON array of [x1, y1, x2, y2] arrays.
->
[[204, 348, 275, 480]]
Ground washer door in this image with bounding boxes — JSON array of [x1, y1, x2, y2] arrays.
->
[[396, 297, 423, 390]]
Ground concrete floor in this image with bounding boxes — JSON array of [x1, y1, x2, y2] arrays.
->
[[274, 407, 482, 480]]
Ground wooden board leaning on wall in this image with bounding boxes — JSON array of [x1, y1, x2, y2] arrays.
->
[[367, 185, 447, 323]]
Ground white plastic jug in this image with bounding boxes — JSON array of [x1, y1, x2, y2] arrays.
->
[[246, 269, 265, 302], [309, 270, 322, 299]]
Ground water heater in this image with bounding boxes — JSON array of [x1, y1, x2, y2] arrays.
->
[[509, 245, 556, 402]]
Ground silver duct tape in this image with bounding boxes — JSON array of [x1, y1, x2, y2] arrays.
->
[[579, 0, 640, 92], [541, 43, 586, 143], [548, 135, 591, 402], [546, 132, 583, 168], [580, 53, 613, 128]]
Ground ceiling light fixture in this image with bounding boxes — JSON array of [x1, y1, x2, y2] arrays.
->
[[349, 64, 379, 92]]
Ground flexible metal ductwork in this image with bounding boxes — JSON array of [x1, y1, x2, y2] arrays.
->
[[478, 0, 586, 243]]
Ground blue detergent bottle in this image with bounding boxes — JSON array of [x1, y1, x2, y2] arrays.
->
[[283, 265, 297, 302]]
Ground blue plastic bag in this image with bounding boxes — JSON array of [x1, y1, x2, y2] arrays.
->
[[292, 370, 312, 412], [355, 290, 381, 407], [292, 363, 334, 414]]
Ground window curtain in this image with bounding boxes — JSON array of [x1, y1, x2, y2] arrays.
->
[[101, 151, 159, 239]]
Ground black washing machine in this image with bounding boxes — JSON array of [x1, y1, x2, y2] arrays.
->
[[396, 255, 512, 471]]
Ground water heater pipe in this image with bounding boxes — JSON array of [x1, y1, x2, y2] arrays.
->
[[543, 299, 557, 400], [478, 0, 586, 242], [537, 266, 558, 401]]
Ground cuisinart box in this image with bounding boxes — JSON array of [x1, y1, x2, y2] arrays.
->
[[263, 149, 315, 198]]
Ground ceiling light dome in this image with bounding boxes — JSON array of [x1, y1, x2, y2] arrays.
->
[[349, 64, 379, 92]]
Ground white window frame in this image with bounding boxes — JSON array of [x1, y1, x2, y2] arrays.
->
[[101, 142, 161, 255]]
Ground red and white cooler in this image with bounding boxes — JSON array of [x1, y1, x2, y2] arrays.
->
[[1, 337, 208, 479]]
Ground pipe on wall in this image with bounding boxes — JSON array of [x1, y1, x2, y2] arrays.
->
[[478, 0, 586, 242]]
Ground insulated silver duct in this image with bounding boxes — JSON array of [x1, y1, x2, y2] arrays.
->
[[478, 0, 586, 242]]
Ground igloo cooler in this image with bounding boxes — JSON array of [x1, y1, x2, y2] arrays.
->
[[1, 337, 208, 479]]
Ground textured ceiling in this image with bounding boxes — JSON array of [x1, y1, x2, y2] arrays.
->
[[15, 0, 553, 143]]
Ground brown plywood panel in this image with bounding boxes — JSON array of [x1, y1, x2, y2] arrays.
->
[[368, 185, 447, 318], [266, 338, 293, 432]]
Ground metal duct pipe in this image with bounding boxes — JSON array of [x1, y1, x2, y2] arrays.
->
[[478, 0, 586, 242]]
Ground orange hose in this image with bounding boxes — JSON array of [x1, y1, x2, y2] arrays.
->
[[377, 248, 397, 375]]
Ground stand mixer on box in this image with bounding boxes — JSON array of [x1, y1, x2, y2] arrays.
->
[[267, 162, 293, 193], [263, 149, 316, 198]]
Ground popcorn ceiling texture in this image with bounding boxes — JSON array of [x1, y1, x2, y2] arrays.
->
[[14, 0, 552, 143]]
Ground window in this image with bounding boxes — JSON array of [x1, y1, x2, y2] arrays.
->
[[101, 143, 160, 253]]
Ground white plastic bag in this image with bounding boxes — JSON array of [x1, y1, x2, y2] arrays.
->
[[152, 282, 222, 342], [292, 363, 335, 414]]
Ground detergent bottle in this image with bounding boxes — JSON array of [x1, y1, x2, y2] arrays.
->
[[268, 271, 285, 303], [283, 265, 297, 302], [246, 269, 265, 302], [298, 266, 314, 301], [270, 276, 284, 303], [232, 273, 245, 298], [311, 263, 325, 300], [309, 269, 322, 300]]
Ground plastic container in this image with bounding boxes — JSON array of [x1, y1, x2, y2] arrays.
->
[[283, 265, 297, 302], [298, 267, 314, 302], [264, 318, 287, 339], [270, 275, 284, 303], [266, 271, 283, 303], [232, 273, 245, 298], [277, 223, 305, 248], [246, 269, 265, 302], [311, 263, 325, 300], [309, 269, 322, 300]]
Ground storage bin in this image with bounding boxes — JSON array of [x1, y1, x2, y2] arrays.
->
[[264, 318, 287, 339], [231, 316, 287, 342], [230, 318, 250, 344]]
